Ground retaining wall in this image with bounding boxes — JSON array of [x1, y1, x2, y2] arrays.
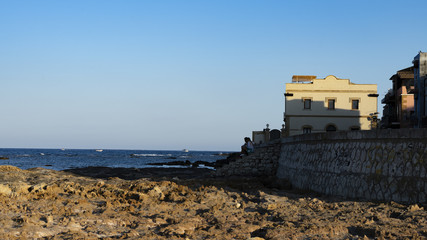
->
[[215, 140, 281, 177], [277, 129, 427, 203]]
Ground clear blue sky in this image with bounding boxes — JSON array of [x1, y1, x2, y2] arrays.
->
[[1, 0, 426, 151]]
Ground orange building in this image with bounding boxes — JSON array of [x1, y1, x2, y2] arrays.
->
[[381, 67, 415, 128]]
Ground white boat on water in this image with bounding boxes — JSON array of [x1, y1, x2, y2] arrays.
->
[[96, 149, 103, 152], [182, 149, 189, 152]]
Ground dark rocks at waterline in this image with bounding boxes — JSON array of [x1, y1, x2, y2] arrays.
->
[[148, 160, 192, 167], [214, 152, 241, 168], [146, 152, 241, 169], [0, 157, 9, 160], [193, 161, 216, 168], [212, 152, 230, 156], [147, 160, 217, 168]]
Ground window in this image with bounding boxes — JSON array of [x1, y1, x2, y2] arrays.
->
[[303, 126, 312, 134], [304, 99, 311, 109], [352, 100, 359, 110], [328, 99, 335, 110], [326, 124, 337, 132]]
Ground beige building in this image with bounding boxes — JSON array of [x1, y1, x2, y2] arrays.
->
[[284, 75, 378, 136]]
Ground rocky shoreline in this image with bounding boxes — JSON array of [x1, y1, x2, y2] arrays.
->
[[0, 165, 426, 239], [145, 152, 241, 169]]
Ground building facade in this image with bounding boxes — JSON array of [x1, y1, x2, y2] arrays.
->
[[381, 67, 415, 128], [413, 52, 427, 127], [284, 75, 378, 136]]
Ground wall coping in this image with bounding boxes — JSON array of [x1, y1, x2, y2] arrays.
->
[[254, 139, 281, 148], [281, 129, 427, 144]]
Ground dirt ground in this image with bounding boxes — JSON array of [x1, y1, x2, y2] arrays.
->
[[0, 165, 426, 239]]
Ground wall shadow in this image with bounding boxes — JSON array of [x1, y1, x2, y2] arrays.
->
[[63, 166, 364, 204]]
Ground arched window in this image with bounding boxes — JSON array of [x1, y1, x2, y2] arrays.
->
[[326, 124, 337, 132]]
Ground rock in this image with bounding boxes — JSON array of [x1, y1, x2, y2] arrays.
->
[[148, 160, 192, 167], [192, 162, 199, 168], [28, 183, 48, 193], [154, 218, 168, 225], [0, 166, 424, 239], [408, 204, 424, 212], [0, 184, 12, 195], [125, 230, 140, 238], [148, 186, 165, 200], [193, 161, 216, 168], [0, 165, 23, 172], [40, 215, 54, 224]]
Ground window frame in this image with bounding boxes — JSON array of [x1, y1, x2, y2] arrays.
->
[[351, 99, 360, 110], [325, 98, 336, 110], [303, 98, 312, 110]]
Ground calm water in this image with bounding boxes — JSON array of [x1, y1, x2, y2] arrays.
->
[[0, 148, 229, 171]]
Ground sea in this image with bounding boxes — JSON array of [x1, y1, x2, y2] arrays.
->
[[0, 148, 229, 171]]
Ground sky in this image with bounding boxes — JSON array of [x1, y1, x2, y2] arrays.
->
[[1, 0, 426, 151]]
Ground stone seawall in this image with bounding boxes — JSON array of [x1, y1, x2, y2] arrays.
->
[[277, 129, 427, 204], [215, 140, 281, 177]]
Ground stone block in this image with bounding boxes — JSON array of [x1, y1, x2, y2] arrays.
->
[[420, 166, 426, 178], [388, 162, 397, 176], [368, 142, 377, 150], [404, 162, 413, 177], [412, 152, 422, 165]]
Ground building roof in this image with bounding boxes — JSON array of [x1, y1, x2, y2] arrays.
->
[[390, 67, 414, 80], [292, 75, 316, 83], [398, 72, 414, 79]]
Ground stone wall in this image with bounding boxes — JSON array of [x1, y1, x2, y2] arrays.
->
[[277, 129, 427, 204], [215, 140, 281, 177]]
